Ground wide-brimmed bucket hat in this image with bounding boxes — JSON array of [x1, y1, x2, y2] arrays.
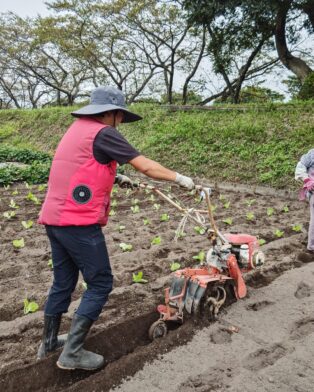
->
[[71, 86, 142, 123]]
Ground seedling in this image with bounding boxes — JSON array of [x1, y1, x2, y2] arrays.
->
[[26, 192, 40, 205], [23, 299, 39, 314], [274, 229, 284, 238], [13, 238, 25, 249], [211, 204, 217, 213], [222, 217, 233, 225], [160, 213, 170, 222], [48, 259, 53, 269], [109, 209, 116, 216], [3, 211, 16, 219], [258, 239, 266, 245], [126, 188, 132, 196], [111, 199, 118, 208], [24, 182, 31, 190], [12, 189, 19, 195], [81, 281, 88, 290], [4, 185, 10, 190], [194, 226, 206, 235], [111, 186, 118, 196], [246, 212, 255, 221], [219, 194, 227, 202], [267, 207, 274, 217], [245, 199, 256, 207], [149, 194, 156, 202], [143, 218, 151, 226], [151, 236, 161, 245], [282, 205, 289, 213], [22, 220, 34, 229], [144, 188, 151, 194], [118, 225, 126, 233], [292, 224, 302, 232], [119, 243, 133, 252], [223, 201, 230, 209], [131, 198, 140, 205], [193, 250, 206, 264], [153, 203, 161, 211], [170, 262, 181, 272], [38, 184, 47, 191], [9, 199, 19, 209], [131, 205, 140, 213], [132, 271, 148, 284]]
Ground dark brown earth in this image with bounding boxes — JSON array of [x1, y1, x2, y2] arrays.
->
[[0, 179, 312, 392]]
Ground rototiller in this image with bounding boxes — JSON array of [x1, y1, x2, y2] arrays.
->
[[138, 183, 265, 340]]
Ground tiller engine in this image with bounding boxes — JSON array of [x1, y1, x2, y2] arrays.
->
[[145, 185, 265, 340]]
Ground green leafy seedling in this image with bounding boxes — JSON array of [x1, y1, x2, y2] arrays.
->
[[149, 194, 156, 202], [267, 207, 274, 217], [132, 271, 148, 284], [48, 259, 53, 269], [22, 220, 33, 229], [144, 188, 151, 194], [23, 299, 39, 314], [292, 224, 302, 232], [160, 213, 170, 222], [193, 250, 205, 263], [194, 226, 206, 235], [258, 239, 266, 246], [153, 203, 161, 211], [151, 236, 161, 245], [3, 211, 16, 219], [26, 192, 40, 205], [282, 205, 289, 213], [119, 242, 133, 252], [13, 238, 25, 249], [223, 201, 230, 209], [12, 189, 19, 196], [24, 182, 31, 189], [81, 281, 88, 290], [126, 188, 132, 196], [4, 185, 10, 190], [111, 186, 118, 196], [274, 229, 284, 238], [109, 209, 116, 216], [118, 225, 126, 233], [246, 212, 255, 221], [131, 198, 140, 205], [222, 217, 233, 225], [211, 204, 217, 213], [245, 199, 256, 207], [9, 199, 19, 209], [219, 194, 226, 202], [111, 199, 118, 208], [143, 218, 151, 226], [38, 184, 47, 191], [131, 205, 140, 213], [170, 262, 181, 272]]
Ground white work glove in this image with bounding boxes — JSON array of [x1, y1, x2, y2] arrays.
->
[[115, 174, 134, 189], [175, 172, 195, 190]]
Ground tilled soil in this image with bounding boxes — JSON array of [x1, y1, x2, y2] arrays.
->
[[0, 179, 311, 392]]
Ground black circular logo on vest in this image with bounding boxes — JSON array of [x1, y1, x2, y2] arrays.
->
[[72, 185, 92, 204]]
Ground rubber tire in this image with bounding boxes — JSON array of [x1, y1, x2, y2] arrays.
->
[[148, 320, 168, 341]]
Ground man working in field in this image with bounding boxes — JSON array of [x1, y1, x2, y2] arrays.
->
[[37, 86, 194, 370]]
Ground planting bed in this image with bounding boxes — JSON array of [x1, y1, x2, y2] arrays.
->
[[0, 179, 312, 392]]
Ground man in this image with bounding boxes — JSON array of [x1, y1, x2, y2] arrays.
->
[[37, 86, 195, 371]]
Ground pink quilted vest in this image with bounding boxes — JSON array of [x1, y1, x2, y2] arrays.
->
[[38, 117, 117, 226]]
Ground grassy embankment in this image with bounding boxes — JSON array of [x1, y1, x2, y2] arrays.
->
[[0, 101, 313, 188]]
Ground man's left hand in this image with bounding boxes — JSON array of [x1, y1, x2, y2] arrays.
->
[[115, 174, 134, 188]]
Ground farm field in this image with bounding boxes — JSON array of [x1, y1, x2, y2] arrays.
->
[[0, 177, 312, 392]]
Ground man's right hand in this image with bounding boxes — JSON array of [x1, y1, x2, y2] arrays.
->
[[175, 173, 195, 190]]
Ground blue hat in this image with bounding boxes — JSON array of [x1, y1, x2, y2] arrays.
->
[[71, 86, 142, 123]]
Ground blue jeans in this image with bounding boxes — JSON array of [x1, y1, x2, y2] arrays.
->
[[44, 224, 113, 321]]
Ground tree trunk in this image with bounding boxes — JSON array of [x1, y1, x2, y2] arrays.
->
[[275, 1, 313, 82]]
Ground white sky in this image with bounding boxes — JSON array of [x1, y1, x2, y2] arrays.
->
[[0, 0, 49, 17]]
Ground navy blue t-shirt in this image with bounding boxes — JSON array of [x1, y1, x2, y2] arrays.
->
[[93, 126, 140, 165]]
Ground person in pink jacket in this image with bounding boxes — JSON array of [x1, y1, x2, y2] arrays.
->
[[295, 149, 314, 260], [37, 86, 195, 371]]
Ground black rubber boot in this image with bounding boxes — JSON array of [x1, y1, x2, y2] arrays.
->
[[37, 314, 67, 360], [57, 314, 104, 371]]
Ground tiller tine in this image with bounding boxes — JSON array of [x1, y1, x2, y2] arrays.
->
[[184, 280, 206, 314], [227, 255, 247, 299]]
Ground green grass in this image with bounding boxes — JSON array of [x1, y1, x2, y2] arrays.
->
[[0, 101, 313, 188]]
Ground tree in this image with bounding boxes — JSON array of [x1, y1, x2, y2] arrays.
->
[[214, 85, 285, 104], [183, 0, 314, 83]]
